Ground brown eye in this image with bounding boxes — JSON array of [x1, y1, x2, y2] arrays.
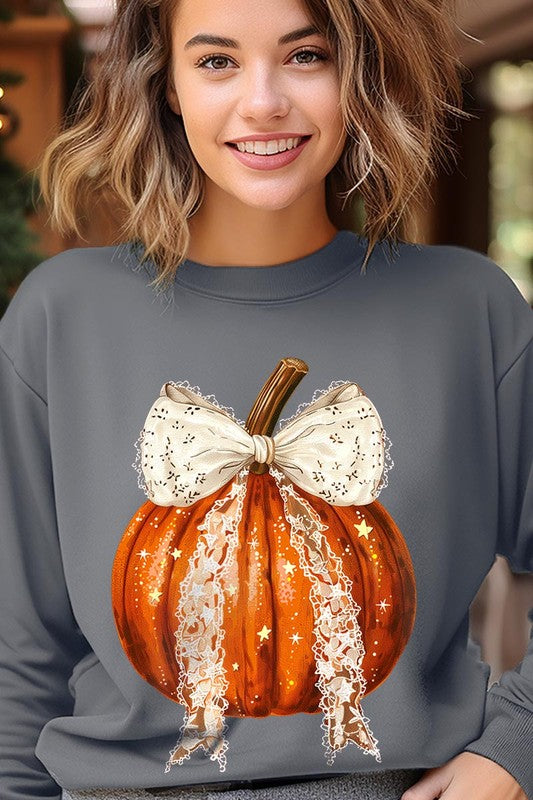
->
[[195, 54, 234, 71], [292, 48, 329, 65]]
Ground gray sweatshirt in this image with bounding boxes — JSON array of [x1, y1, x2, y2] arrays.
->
[[0, 230, 531, 800]]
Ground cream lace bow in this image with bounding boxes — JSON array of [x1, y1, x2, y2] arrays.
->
[[135, 380, 389, 773], [139, 380, 387, 508]]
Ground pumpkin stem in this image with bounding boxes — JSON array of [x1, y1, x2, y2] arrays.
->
[[245, 357, 308, 475]]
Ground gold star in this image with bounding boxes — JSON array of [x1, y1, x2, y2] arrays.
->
[[171, 548, 182, 560], [354, 519, 373, 539], [291, 632, 303, 644], [283, 560, 296, 576], [257, 624, 272, 642], [137, 549, 150, 560], [232, 662, 239, 671], [376, 599, 391, 612], [149, 587, 163, 603], [226, 584, 237, 596]]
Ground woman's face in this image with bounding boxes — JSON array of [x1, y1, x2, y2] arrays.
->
[[166, 0, 347, 213]]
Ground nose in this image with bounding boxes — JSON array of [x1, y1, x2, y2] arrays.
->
[[235, 63, 291, 121]]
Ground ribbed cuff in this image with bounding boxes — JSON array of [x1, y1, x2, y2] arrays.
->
[[463, 692, 533, 800]]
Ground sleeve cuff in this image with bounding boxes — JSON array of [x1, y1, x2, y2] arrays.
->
[[463, 693, 533, 800]]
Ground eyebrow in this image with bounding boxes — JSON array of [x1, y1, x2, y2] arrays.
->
[[184, 25, 321, 51]]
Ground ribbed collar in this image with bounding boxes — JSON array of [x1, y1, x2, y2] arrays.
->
[[169, 229, 366, 302]]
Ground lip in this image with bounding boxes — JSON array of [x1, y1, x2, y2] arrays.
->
[[226, 135, 312, 171], [226, 132, 312, 143]]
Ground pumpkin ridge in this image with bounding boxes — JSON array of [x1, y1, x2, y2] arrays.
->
[[240, 476, 258, 716], [111, 507, 141, 651], [115, 502, 160, 675], [262, 478, 277, 711], [137, 503, 176, 686], [371, 501, 417, 643], [243, 474, 275, 716], [161, 509, 188, 699]]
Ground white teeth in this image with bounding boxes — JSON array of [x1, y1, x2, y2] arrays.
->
[[235, 137, 302, 154]]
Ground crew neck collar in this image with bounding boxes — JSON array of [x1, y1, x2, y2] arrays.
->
[[168, 229, 366, 302]]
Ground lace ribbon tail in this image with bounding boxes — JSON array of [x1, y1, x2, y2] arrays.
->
[[165, 468, 249, 773], [269, 465, 381, 765]]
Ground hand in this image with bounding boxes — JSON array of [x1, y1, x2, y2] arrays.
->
[[400, 752, 528, 800]]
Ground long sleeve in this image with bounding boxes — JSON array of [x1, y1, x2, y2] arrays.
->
[[464, 337, 533, 799], [0, 343, 92, 800]]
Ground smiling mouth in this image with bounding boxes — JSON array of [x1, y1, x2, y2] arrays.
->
[[226, 135, 312, 153]]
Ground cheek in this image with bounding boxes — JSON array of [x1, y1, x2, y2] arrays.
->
[[303, 75, 342, 128], [319, 78, 343, 119], [315, 103, 346, 154], [321, 85, 345, 142], [182, 92, 231, 144]]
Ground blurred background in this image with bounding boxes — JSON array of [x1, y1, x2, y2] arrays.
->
[[0, 0, 532, 687]]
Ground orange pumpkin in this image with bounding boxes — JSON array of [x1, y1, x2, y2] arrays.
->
[[111, 358, 417, 772], [112, 483, 415, 710]]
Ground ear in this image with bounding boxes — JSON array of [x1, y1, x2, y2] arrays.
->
[[166, 80, 181, 116]]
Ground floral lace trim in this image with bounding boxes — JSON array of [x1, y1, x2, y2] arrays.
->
[[165, 468, 249, 772], [270, 463, 381, 764], [163, 463, 381, 773]]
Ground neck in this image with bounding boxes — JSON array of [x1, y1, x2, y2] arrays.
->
[[184, 179, 339, 267]]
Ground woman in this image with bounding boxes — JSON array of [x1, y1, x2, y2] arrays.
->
[[0, 0, 531, 799]]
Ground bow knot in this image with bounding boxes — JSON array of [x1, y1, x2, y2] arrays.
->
[[251, 433, 275, 465]]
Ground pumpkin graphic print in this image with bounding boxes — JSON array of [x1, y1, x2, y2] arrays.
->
[[111, 357, 417, 774]]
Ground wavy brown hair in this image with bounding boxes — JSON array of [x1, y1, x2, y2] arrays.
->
[[40, 0, 472, 292]]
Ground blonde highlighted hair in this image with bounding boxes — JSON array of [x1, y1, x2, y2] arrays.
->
[[40, 0, 471, 291]]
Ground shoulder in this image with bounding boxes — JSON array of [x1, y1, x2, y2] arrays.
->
[[1, 242, 148, 322], [386, 240, 533, 375], [416, 239, 529, 307], [0, 243, 143, 377], [8, 242, 141, 301], [386, 240, 516, 286], [385, 240, 529, 307]]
